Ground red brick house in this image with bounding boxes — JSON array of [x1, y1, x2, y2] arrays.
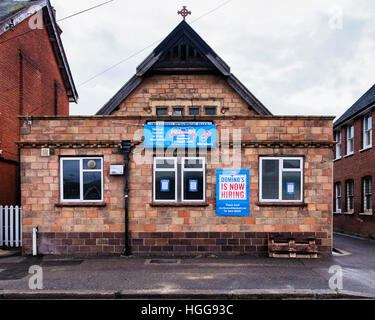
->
[[19, 20, 334, 257], [0, 0, 78, 205], [333, 84, 375, 238]]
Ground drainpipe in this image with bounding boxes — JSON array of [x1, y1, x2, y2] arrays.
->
[[32, 227, 38, 256], [120, 140, 132, 256]]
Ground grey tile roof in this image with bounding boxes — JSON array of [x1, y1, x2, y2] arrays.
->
[[334, 83, 375, 128], [0, 1, 33, 23]]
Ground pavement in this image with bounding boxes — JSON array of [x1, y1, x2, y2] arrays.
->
[[0, 233, 374, 299]]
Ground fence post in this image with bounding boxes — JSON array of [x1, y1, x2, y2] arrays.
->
[[15, 206, 19, 247], [4, 206, 8, 246], [0, 205, 3, 246], [20, 207, 22, 246], [10, 205, 14, 247]]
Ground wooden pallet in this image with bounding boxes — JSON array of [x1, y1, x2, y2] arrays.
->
[[269, 252, 318, 259], [268, 236, 318, 259]]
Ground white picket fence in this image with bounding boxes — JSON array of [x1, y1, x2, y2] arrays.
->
[[0, 205, 22, 247]]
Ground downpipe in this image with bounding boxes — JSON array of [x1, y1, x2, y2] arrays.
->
[[120, 141, 132, 257], [32, 226, 38, 256]]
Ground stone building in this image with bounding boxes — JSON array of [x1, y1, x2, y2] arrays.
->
[[333, 84, 375, 238], [19, 21, 334, 256]]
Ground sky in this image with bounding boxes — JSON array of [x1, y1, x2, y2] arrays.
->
[[51, 0, 375, 118]]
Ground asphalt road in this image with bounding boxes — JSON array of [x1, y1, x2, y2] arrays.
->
[[0, 233, 374, 296]]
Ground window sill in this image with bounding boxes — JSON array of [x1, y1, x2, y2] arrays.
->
[[256, 202, 307, 207], [150, 202, 209, 207], [333, 211, 342, 215], [55, 202, 106, 207], [344, 153, 354, 158], [343, 211, 354, 215], [333, 157, 341, 162], [359, 212, 373, 216], [360, 146, 372, 152]]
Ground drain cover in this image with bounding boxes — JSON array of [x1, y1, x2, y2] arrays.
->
[[150, 259, 178, 264]]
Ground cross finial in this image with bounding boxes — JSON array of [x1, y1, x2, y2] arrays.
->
[[178, 6, 191, 20]]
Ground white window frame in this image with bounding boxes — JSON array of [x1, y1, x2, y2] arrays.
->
[[346, 180, 354, 213], [181, 157, 206, 203], [259, 157, 304, 203], [346, 124, 354, 155], [60, 157, 104, 203], [363, 177, 372, 213], [335, 182, 342, 213], [363, 115, 372, 149], [335, 131, 341, 160], [153, 157, 177, 203]]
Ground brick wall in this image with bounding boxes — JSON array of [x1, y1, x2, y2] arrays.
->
[[20, 116, 334, 256], [0, 160, 17, 205], [112, 74, 257, 117], [0, 17, 70, 204], [333, 108, 375, 238]]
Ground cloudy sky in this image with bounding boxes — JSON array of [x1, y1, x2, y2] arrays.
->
[[51, 0, 375, 118]]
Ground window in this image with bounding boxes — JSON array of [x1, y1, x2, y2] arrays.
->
[[363, 115, 372, 149], [153, 157, 205, 203], [153, 157, 177, 202], [189, 107, 200, 116], [205, 107, 217, 115], [259, 157, 303, 203], [60, 158, 103, 202], [346, 180, 354, 213], [363, 177, 372, 213], [156, 107, 168, 116], [182, 157, 205, 202], [335, 182, 342, 213], [346, 125, 354, 155], [173, 107, 184, 116], [335, 131, 341, 159]]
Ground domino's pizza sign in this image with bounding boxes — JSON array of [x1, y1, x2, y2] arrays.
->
[[216, 169, 250, 216]]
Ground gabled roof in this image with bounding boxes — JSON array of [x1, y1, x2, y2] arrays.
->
[[334, 83, 375, 128], [97, 20, 271, 115], [0, 0, 78, 102]]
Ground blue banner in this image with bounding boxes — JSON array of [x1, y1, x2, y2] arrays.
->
[[216, 169, 250, 216], [144, 122, 216, 148]]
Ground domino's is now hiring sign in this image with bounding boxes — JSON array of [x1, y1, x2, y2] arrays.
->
[[216, 169, 250, 216]]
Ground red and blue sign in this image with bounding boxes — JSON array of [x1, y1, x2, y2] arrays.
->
[[144, 122, 216, 148], [216, 169, 250, 216]]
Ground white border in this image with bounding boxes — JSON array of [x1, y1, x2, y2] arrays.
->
[[153, 157, 177, 203], [60, 157, 104, 203], [259, 157, 303, 203], [181, 157, 206, 203]]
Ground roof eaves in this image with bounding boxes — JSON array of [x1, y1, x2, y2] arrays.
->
[[44, 1, 78, 102], [0, 0, 46, 36], [96, 75, 143, 115], [333, 84, 375, 128], [227, 74, 272, 115]]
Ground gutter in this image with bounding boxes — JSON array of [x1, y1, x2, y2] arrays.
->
[[120, 140, 132, 256], [333, 103, 375, 130]]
